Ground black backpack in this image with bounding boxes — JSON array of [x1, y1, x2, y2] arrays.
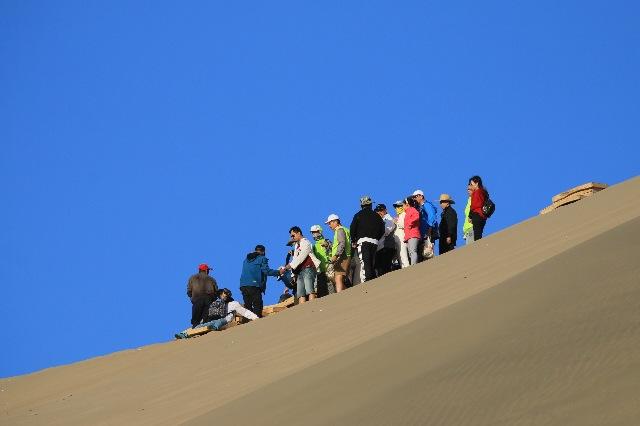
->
[[207, 299, 227, 320], [482, 197, 496, 218], [431, 221, 439, 241]]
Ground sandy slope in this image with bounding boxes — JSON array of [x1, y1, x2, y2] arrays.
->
[[1, 176, 639, 425], [190, 216, 640, 426]]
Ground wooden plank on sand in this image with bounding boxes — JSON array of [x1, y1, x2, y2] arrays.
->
[[540, 182, 608, 215], [262, 296, 295, 317], [552, 182, 607, 203]]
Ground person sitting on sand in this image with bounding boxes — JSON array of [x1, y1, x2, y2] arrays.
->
[[175, 288, 258, 339]]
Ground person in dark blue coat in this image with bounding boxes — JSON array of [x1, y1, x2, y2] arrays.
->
[[412, 189, 439, 261], [239, 244, 281, 317]]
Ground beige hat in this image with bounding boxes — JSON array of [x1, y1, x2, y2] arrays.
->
[[439, 194, 455, 204]]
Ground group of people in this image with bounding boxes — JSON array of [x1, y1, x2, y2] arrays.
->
[[176, 176, 492, 338]]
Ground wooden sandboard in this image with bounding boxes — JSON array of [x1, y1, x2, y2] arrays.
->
[[262, 296, 295, 317], [551, 182, 607, 203], [176, 327, 213, 338], [540, 182, 608, 215]]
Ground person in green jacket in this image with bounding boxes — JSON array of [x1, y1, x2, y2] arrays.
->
[[310, 224, 333, 297], [325, 214, 351, 293], [463, 187, 474, 244]]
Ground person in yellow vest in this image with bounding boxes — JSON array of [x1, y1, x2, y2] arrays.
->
[[325, 214, 351, 293], [463, 187, 474, 244], [310, 224, 333, 296]]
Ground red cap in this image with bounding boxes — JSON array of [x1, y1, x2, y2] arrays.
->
[[198, 263, 210, 271]]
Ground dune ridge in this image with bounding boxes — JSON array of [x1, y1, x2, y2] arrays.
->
[[1, 176, 639, 425]]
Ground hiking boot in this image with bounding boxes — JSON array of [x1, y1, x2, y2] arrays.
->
[[174, 332, 188, 339]]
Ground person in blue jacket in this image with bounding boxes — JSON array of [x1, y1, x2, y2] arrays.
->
[[412, 189, 439, 261], [239, 244, 281, 317]]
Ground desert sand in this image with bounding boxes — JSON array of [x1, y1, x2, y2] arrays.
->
[[2, 176, 639, 425]]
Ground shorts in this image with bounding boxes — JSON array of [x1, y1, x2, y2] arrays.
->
[[296, 267, 317, 297], [332, 257, 351, 276]]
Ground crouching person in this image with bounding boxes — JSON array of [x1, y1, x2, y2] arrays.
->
[[175, 289, 258, 339]]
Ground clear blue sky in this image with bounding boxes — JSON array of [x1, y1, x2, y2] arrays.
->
[[1, 1, 638, 377]]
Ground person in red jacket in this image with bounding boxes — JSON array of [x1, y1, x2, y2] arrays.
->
[[468, 175, 489, 240], [402, 197, 421, 265]]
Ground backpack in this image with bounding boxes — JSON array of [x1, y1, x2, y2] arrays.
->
[[421, 202, 439, 241], [207, 299, 227, 320], [431, 220, 440, 241], [482, 197, 496, 218]]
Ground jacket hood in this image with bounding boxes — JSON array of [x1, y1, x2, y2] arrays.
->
[[246, 252, 261, 261]]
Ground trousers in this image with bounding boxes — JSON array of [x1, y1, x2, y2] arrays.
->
[[470, 212, 487, 240], [375, 247, 395, 277], [357, 242, 378, 283], [240, 286, 263, 318], [190, 295, 212, 327]]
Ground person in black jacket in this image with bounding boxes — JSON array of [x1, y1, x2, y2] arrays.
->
[[438, 194, 458, 254], [350, 195, 385, 283], [186, 264, 218, 328]]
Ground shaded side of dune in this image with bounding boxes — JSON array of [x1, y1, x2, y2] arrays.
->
[[188, 217, 640, 426]]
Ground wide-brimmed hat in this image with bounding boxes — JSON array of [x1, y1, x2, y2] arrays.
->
[[439, 194, 455, 204]]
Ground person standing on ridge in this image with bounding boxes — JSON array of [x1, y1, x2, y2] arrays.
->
[[392, 200, 410, 269], [374, 204, 397, 277], [186, 263, 218, 328], [350, 196, 385, 283], [403, 197, 421, 265], [281, 226, 320, 304], [239, 245, 281, 317], [412, 189, 439, 261], [468, 175, 489, 240], [463, 187, 474, 244], [310, 224, 332, 297], [325, 214, 351, 293], [438, 194, 458, 254]]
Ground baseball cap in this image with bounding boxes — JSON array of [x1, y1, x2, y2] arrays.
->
[[198, 263, 210, 271], [310, 224, 323, 233], [412, 189, 424, 197], [392, 200, 403, 207], [325, 214, 340, 223], [360, 195, 373, 205], [374, 203, 387, 212]]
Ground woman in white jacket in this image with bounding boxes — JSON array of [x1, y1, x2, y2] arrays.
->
[[392, 200, 410, 268]]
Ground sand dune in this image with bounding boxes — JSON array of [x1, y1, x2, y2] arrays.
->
[[2, 176, 639, 425]]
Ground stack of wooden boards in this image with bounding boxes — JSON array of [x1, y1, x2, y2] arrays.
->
[[177, 296, 296, 339], [540, 182, 608, 215]]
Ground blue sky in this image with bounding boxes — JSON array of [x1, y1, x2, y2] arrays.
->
[[1, 1, 638, 377]]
